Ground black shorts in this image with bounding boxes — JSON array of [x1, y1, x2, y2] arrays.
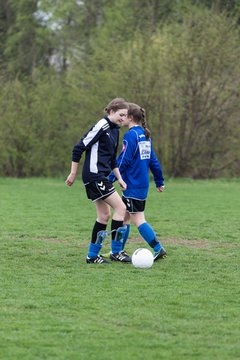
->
[[122, 196, 146, 213], [85, 179, 116, 202]]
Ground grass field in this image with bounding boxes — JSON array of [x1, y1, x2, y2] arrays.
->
[[0, 177, 240, 360]]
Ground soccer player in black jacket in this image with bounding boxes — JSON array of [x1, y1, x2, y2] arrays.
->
[[65, 98, 131, 264]]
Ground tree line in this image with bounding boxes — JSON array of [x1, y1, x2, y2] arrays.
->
[[0, 0, 240, 178]]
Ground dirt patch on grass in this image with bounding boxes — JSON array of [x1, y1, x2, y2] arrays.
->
[[34, 236, 69, 244], [30, 235, 240, 250], [128, 236, 240, 249], [31, 236, 83, 246], [129, 236, 208, 248], [163, 238, 209, 248]]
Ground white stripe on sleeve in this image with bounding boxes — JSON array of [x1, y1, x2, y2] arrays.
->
[[83, 118, 109, 147]]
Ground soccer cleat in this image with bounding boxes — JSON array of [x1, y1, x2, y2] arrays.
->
[[86, 255, 109, 264], [110, 250, 131, 263], [121, 250, 130, 258], [153, 247, 167, 261]]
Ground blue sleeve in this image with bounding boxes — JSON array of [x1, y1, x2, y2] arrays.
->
[[109, 131, 137, 182], [118, 131, 138, 176], [149, 143, 164, 187]]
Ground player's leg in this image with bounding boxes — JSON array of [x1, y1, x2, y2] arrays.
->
[[122, 212, 131, 251], [131, 212, 167, 261], [86, 199, 110, 263], [104, 192, 131, 263]]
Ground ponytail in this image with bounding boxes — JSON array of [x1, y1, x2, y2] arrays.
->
[[128, 103, 151, 139], [140, 107, 151, 139]]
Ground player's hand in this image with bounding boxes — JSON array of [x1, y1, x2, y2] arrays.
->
[[118, 178, 127, 191], [157, 185, 165, 192], [65, 173, 76, 187]]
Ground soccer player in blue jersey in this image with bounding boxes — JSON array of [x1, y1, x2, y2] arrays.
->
[[65, 98, 131, 264], [109, 102, 167, 261]]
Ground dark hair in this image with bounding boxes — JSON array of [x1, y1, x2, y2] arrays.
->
[[127, 103, 151, 139], [104, 98, 129, 114]]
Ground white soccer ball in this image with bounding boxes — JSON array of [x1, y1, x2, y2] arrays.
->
[[132, 248, 154, 269]]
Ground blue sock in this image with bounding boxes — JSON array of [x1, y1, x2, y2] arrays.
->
[[122, 224, 130, 250], [111, 239, 123, 254], [138, 222, 162, 252], [88, 243, 102, 258]]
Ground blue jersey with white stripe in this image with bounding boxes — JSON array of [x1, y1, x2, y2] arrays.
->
[[109, 126, 164, 200], [72, 117, 119, 184]]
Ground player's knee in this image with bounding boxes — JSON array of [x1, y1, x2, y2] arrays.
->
[[98, 211, 111, 223]]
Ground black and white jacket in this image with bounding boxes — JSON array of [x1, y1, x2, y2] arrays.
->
[[72, 117, 119, 184]]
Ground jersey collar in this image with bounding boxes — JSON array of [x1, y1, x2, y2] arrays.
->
[[105, 116, 120, 129]]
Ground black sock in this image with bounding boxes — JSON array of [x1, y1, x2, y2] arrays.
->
[[111, 219, 123, 240], [91, 221, 107, 243]]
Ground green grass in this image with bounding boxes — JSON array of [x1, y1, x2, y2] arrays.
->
[[0, 177, 240, 360]]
